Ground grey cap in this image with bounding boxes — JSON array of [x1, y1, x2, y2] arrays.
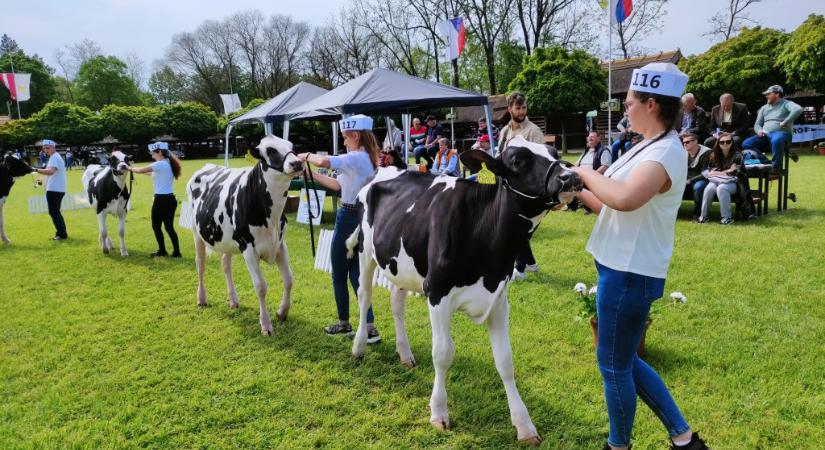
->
[[762, 85, 783, 95]]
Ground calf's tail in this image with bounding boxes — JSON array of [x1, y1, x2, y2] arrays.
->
[[345, 224, 361, 259]]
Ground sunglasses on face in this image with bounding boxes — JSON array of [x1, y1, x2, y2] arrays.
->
[[719, 140, 733, 145], [682, 139, 695, 145]]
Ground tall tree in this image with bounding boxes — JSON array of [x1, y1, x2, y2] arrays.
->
[[778, 14, 825, 93], [75, 55, 141, 110], [30, 102, 105, 146], [614, 0, 668, 59], [148, 66, 188, 105], [0, 34, 20, 55], [161, 102, 218, 144], [704, 0, 761, 43], [514, 0, 576, 55], [100, 104, 163, 147], [353, 0, 426, 77], [54, 39, 102, 102], [462, 0, 516, 94], [306, 8, 380, 87], [261, 14, 311, 97], [123, 52, 147, 90]]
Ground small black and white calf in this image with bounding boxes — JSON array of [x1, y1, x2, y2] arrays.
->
[[346, 136, 581, 444], [0, 152, 35, 244], [187, 135, 303, 336], [81, 151, 134, 256]]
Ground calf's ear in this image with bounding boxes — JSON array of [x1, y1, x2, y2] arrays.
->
[[250, 145, 262, 160], [460, 149, 503, 175]]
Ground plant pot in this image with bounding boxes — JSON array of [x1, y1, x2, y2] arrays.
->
[[818, 144, 825, 156], [590, 317, 653, 357]]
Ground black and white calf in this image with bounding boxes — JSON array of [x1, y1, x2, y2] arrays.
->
[[82, 151, 134, 256], [0, 152, 35, 244], [347, 136, 581, 444], [187, 135, 303, 335]]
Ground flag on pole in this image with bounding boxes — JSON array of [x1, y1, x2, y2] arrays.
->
[[436, 17, 466, 61], [1, 73, 32, 101], [219, 93, 242, 116], [609, 0, 633, 24]]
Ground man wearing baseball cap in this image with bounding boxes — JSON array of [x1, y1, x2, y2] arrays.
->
[[742, 85, 802, 170], [32, 139, 68, 240]]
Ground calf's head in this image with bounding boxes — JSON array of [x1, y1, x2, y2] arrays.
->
[[251, 135, 303, 175], [460, 135, 582, 208], [107, 151, 133, 176], [2, 152, 34, 178]]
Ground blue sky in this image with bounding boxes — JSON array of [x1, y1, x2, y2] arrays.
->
[[4, 0, 824, 78]]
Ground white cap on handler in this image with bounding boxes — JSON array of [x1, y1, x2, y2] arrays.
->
[[339, 114, 373, 132], [41, 139, 56, 147], [148, 141, 169, 152], [628, 62, 689, 98]]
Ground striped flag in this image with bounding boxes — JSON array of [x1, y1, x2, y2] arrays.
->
[[610, 0, 633, 24], [1, 73, 31, 101], [437, 17, 466, 61]]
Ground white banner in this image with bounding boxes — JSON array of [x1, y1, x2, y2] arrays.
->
[[219, 93, 242, 116], [296, 187, 325, 226], [792, 124, 825, 143]]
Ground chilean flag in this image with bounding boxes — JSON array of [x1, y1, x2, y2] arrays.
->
[[437, 17, 466, 60], [610, 0, 633, 24]]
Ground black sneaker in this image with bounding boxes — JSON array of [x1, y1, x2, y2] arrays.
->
[[150, 251, 169, 257], [324, 322, 354, 336], [671, 432, 710, 450], [171, 252, 182, 258], [52, 236, 67, 241], [367, 327, 381, 344]]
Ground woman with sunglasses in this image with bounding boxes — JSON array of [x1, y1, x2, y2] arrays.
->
[[572, 63, 710, 450], [682, 133, 712, 221], [129, 142, 183, 257], [698, 132, 742, 225]]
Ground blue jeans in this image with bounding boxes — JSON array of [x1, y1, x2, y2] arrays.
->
[[742, 131, 791, 169], [331, 207, 374, 323], [690, 179, 707, 217], [595, 260, 689, 447], [611, 139, 633, 161]]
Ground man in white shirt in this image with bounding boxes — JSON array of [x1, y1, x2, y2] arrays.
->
[[32, 139, 68, 240], [575, 132, 612, 174]]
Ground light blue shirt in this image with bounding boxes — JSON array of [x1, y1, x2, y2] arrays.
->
[[45, 153, 66, 193], [329, 150, 375, 204], [431, 150, 459, 176], [151, 159, 175, 194], [754, 98, 803, 134]]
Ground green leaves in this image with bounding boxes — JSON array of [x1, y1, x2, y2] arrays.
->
[[75, 55, 141, 110], [100, 105, 163, 146], [508, 46, 606, 117], [28, 102, 104, 146], [161, 102, 218, 143], [777, 14, 825, 92]]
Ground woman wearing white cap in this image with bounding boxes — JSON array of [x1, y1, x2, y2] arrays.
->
[[572, 63, 710, 450], [298, 115, 382, 344], [129, 142, 183, 257]]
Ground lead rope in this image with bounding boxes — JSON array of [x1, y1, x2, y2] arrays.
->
[[302, 167, 323, 257]]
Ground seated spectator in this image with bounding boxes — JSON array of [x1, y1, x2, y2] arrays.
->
[[699, 132, 742, 225], [682, 133, 712, 221], [408, 117, 428, 156], [575, 131, 611, 174], [705, 93, 750, 149], [471, 116, 499, 150], [431, 138, 459, 177], [477, 134, 492, 155], [380, 148, 407, 170], [678, 93, 709, 141], [383, 119, 402, 151], [742, 85, 803, 170], [610, 112, 637, 160], [414, 115, 444, 170]]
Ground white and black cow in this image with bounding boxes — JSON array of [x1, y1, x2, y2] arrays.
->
[[346, 135, 581, 444], [82, 151, 134, 256], [187, 135, 303, 336], [0, 152, 35, 244]]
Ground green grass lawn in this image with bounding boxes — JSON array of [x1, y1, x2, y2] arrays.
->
[[1, 155, 824, 449]]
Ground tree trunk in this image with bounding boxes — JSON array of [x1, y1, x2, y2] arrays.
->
[[451, 58, 459, 87], [485, 45, 497, 94], [561, 119, 568, 155]]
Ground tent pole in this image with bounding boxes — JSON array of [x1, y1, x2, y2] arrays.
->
[[484, 104, 495, 156], [264, 120, 273, 135], [607, 5, 613, 146], [332, 121, 339, 155], [403, 112, 411, 163], [224, 124, 233, 167], [282, 120, 290, 140]]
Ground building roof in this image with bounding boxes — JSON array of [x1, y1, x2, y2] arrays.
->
[[601, 50, 683, 96]]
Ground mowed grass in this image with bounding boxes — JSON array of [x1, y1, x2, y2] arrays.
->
[[1, 154, 824, 449]]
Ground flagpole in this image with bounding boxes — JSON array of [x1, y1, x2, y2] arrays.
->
[[607, 4, 612, 146], [9, 53, 22, 119]]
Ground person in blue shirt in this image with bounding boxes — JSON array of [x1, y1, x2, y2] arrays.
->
[[129, 142, 183, 257], [431, 138, 460, 177], [298, 115, 382, 344]]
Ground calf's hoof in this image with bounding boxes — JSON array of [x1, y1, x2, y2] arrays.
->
[[430, 417, 450, 431], [120, 251, 129, 257], [260, 323, 274, 336], [275, 311, 287, 322], [228, 299, 239, 309], [518, 435, 543, 447], [399, 355, 416, 367], [2, 239, 11, 245], [102, 247, 110, 255]]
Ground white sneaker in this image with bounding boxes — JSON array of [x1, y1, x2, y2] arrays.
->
[[512, 269, 526, 281], [525, 263, 539, 273]]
